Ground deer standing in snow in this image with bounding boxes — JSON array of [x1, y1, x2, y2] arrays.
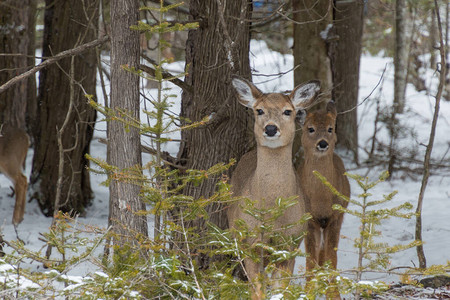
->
[[297, 100, 350, 277], [227, 77, 320, 299], [0, 124, 29, 225]]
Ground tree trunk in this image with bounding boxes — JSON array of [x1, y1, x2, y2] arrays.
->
[[332, 0, 364, 163], [292, 0, 333, 91], [0, 0, 32, 130], [292, 0, 333, 166], [108, 0, 148, 247], [394, 0, 409, 114], [26, 1, 38, 143], [176, 0, 252, 268], [30, 0, 98, 216]]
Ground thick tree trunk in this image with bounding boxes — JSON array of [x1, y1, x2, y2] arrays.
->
[[292, 0, 333, 91], [176, 0, 252, 268], [30, 0, 98, 216], [108, 0, 148, 246], [0, 0, 32, 130], [333, 0, 364, 162], [292, 0, 333, 166]]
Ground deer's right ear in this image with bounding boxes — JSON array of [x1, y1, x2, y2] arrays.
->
[[290, 80, 321, 109], [296, 109, 307, 126], [232, 77, 262, 108]]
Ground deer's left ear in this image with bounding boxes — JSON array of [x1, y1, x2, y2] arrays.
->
[[290, 80, 321, 110]]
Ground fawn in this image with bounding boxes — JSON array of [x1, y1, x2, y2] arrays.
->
[[227, 77, 320, 299], [297, 100, 350, 275]]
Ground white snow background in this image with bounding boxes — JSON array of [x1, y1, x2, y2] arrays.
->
[[0, 39, 449, 293]]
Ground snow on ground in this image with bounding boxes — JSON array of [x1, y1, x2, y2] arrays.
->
[[0, 40, 449, 288]]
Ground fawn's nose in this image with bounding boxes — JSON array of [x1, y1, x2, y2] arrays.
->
[[265, 125, 278, 137], [317, 140, 329, 151]]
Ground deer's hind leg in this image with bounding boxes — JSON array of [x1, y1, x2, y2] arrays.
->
[[11, 173, 27, 225]]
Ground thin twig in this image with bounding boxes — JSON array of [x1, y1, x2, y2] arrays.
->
[[338, 64, 388, 115], [180, 213, 206, 300]]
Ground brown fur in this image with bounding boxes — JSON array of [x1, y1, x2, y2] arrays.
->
[[227, 77, 320, 299], [298, 101, 350, 273], [0, 124, 29, 225]]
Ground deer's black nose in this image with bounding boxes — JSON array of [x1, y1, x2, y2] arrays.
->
[[265, 125, 278, 137], [317, 140, 329, 151]]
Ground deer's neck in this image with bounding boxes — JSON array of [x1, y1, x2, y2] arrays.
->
[[303, 150, 335, 181], [253, 144, 297, 197]]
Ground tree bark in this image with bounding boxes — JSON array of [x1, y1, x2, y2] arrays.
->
[[292, 0, 333, 166], [26, 0, 37, 142], [0, 0, 32, 130], [108, 0, 148, 247], [176, 0, 252, 268], [292, 0, 333, 91], [394, 0, 409, 114], [30, 0, 98, 216], [332, 0, 364, 162]]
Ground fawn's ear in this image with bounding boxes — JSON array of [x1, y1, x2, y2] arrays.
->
[[290, 80, 321, 110], [231, 76, 263, 108], [326, 100, 337, 117], [296, 109, 307, 126]]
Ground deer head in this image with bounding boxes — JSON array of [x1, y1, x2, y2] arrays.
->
[[300, 100, 337, 156], [232, 77, 320, 149]]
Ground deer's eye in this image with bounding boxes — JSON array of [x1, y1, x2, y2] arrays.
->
[[283, 110, 292, 116], [308, 127, 315, 133], [256, 109, 264, 116], [328, 127, 333, 133]]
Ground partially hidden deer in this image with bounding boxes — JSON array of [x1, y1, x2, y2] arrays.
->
[[227, 77, 320, 299], [0, 124, 29, 225], [297, 100, 350, 277]]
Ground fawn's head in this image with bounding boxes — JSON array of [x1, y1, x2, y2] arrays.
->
[[232, 77, 320, 149], [300, 101, 337, 156]]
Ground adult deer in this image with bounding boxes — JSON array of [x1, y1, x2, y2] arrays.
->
[[227, 77, 320, 299], [0, 124, 29, 225], [297, 100, 350, 277]]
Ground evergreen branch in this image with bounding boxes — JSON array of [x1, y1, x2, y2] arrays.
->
[[97, 137, 183, 169], [139, 62, 193, 94]]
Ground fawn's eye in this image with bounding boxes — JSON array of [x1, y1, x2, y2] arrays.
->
[[328, 127, 333, 133], [256, 109, 264, 116], [308, 127, 315, 133], [283, 110, 292, 116]]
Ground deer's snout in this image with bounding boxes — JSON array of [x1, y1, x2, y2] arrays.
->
[[317, 140, 329, 151], [264, 125, 278, 137]]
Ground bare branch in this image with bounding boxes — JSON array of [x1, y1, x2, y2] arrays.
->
[[338, 64, 388, 115], [0, 35, 109, 95]]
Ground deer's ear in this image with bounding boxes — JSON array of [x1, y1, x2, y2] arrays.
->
[[232, 76, 263, 108], [296, 109, 307, 126], [290, 80, 321, 109], [326, 100, 337, 116]]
